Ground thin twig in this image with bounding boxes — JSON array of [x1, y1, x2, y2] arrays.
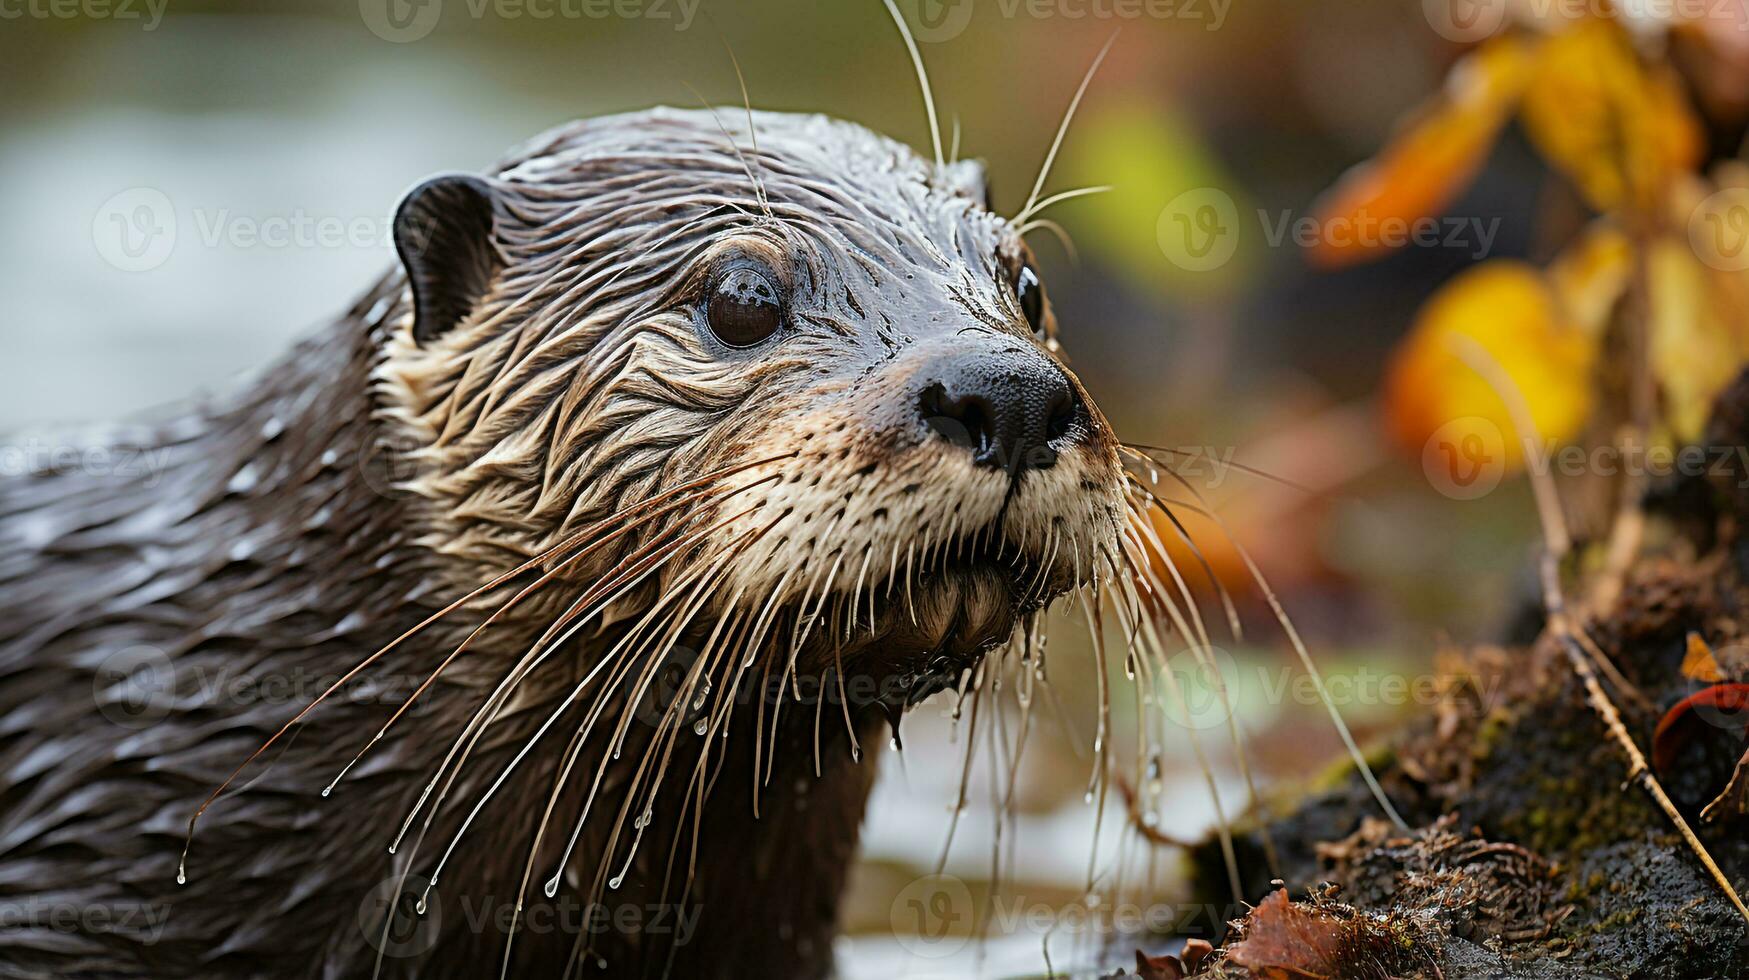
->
[[1451, 335, 1749, 926]]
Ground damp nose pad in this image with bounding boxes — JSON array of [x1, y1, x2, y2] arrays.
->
[[915, 344, 1082, 473]]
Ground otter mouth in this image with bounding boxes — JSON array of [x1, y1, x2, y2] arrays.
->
[[785, 525, 1071, 710]]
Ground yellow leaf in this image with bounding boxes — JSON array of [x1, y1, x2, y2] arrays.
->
[[1547, 221, 1632, 337], [1305, 37, 1535, 270], [1518, 19, 1703, 214], [1386, 261, 1597, 468], [1648, 237, 1749, 440]]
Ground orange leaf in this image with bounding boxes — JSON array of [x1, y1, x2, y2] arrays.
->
[[1305, 37, 1535, 270], [1684, 632, 1725, 683]]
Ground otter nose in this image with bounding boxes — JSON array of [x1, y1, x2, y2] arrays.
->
[[917, 346, 1080, 473]]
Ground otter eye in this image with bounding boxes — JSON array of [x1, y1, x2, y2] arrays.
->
[[1015, 263, 1045, 338], [706, 266, 784, 348]]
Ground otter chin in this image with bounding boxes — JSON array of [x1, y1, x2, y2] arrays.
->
[[0, 106, 1128, 980]]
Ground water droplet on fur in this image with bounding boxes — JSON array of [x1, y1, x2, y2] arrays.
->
[[545, 877, 560, 899], [693, 719, 708, 736], [609, 873, 624, 890], [176, 868, 186, 885], [415, 896, 427, 915]]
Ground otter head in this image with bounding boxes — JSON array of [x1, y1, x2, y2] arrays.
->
[[378, 107, 1126, 726]]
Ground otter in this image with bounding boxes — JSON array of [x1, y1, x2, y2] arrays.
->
[[0, 107, 1134, 978]]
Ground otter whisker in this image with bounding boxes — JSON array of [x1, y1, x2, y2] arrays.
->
[[768, 546, 845, 785], [933, 656, 987, 874], [545, 520, 776, 903], [1123, 482, 1279, 876], [721, 36, 773, 219], [1014, 217, 1079, 262], [410, 520, 755, 916], [386, 468, 787, 858], [325, 467, 780, 795], [1112, 529, 1243, 903], [376, 516, 749, 964], [847, 544, 872, 638], [1119, 461, 1243, 641], [1131, 465, 1407, 829], [833, 646, 861, 763], [679, 82, 773, 221], [181, 504, 608, 879], [1077, 575, 1113, 890], [1016, 184, 1112, 222], [1013, 32, 1118, 227], [1122, 441, 1318, 498], [592, 560, 740, 899]]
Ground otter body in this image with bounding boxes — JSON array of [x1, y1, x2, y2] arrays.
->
[[0, 109, 1124, 978]]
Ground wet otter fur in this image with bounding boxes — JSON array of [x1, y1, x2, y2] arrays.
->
[[0, 108, 1129, 978]]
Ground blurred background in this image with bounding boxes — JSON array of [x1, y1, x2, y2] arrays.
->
[[6, 0, 1745, 975]]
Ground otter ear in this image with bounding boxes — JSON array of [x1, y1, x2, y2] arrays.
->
[[393, 173, 505, 345], [938, 159, 990, 209]]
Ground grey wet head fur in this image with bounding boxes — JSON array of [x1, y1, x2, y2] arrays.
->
[[0, 108, 1127, 979]]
